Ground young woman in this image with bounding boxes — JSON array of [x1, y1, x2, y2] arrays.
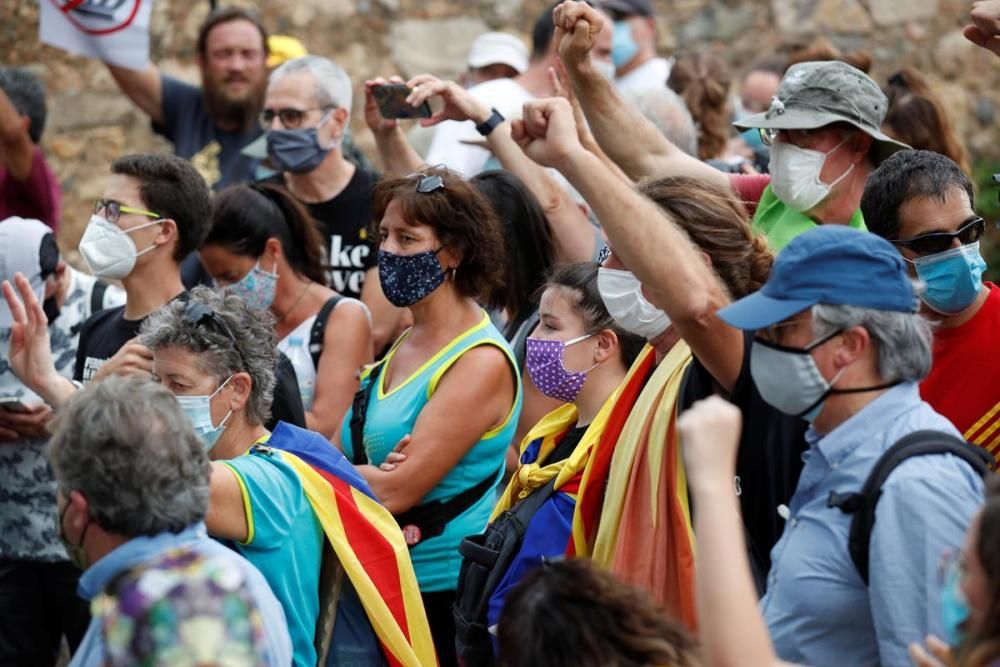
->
[[336, 167, 522, 667], [200, 183, 372, 439]]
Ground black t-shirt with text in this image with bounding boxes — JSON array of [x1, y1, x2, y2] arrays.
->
[[680, 330, 808, 593]]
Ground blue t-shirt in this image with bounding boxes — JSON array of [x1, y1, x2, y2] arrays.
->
[[224, 447, 323, 667], [341, 312, 523, 592]]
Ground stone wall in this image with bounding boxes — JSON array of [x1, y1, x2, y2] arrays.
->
[[3, 0, 1000, 255]]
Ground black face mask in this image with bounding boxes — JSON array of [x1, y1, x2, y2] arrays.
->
[[43, 296, 60, 325]]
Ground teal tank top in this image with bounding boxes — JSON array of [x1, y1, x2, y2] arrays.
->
[[340, 310, 523, 592]]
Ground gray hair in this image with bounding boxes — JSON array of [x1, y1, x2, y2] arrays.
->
[[625, 87, 698, 157], [0, 67, 46, 143], [47, 376, 210, 537], [811, 303, 932, 383], [140, 287, 277, 426], [270, 55, 353, 112]]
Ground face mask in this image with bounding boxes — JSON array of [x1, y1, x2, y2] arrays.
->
[[611, 21, 640, 69], [378, 248, 446, 308], [593, 58, 617, 82], [526, 333, 599, 403], [597, 267, 671, 340], [58, 497, 90, 570], [176, 377, 234, 452], [266, 112, 338, 174], [769, 137, 854, 213], [226, 259, 278, 311], [911, 242, 986, 315], [941, 554, 970, 647], [78, 215, 163, 280]]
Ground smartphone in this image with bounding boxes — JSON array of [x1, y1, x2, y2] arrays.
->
[[0, 399, 30, 413], [373, 84, 432, 120]]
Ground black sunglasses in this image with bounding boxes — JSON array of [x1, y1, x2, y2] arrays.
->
[[182, 301, 248, 368], [890, 217, 985, 256]]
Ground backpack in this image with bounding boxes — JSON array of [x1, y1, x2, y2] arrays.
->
[[452, 475, 560, 667], [308, 296, 343, 369], [827, 430, 993, 585]]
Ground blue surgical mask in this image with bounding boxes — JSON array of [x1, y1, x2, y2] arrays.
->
[[911, 242, 987, 315], [611, 21, 640, 69], [225, 259, 278, 311], [941, 554, 970, 648], [176, 376, 234, 452], [266, 112, 338, 174], [378, 248, 446, 308]]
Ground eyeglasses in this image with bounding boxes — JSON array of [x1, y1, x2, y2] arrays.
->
[[890, 217, 985, 256], [758, 127, 824, 148], [94, 199, 161, 225], [182, 301, 248, 369], [259, 106, 334, 129]]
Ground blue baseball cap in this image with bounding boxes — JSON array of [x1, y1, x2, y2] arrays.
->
[[717, 226, 918, 330]]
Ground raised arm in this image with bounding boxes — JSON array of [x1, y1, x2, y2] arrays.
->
[[405, 74, 596, 264], [513, 97, 744, 391], [363, 77, 423, 178], [965, 0, 1000, 57], [551, 1, 729, 189], [0, 86, 36, 181], [107, 64, 164, 127], [679, 397, 792, 667]]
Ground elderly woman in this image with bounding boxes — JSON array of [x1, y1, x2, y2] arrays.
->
[[337, 167, 522, 666]]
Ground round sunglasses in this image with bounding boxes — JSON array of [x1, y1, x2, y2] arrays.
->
[[890, 217, 985, 256]]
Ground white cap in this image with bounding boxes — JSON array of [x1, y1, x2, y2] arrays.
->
[[0, 217, 54, 328], [467, 32, 529, 74]]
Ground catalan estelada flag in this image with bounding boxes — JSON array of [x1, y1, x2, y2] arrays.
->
[[268, 422, 436, 667]]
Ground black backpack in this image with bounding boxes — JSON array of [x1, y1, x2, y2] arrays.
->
[[452, 476, 560, 667], [827, 430, 993, 585]]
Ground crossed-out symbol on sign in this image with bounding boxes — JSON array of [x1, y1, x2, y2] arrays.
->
[[52, 0, 141, 36]]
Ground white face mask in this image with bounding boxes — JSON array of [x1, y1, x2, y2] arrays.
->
[[768, 137, 854, 213], [78, 215, 163, 280], [593, 58, 617, 82], [597, 267, 671, 340]]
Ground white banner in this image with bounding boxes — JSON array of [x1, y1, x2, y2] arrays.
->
[[40, 0, 153, 71]]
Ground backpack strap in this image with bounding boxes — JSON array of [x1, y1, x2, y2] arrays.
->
[[349, 361, 383, 466], [90, 280, 109, 314], [395, 471, 499, 548], [828, 429, 993, 585], [309, 295, 343, 370]]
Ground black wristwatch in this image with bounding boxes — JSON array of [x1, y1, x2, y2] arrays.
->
[[475, 108, 505, 137]]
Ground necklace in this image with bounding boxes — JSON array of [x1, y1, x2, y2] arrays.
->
[[276, 282, 312, 323]]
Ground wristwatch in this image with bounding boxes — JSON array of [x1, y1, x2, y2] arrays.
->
[[475, 108, 505, 137]]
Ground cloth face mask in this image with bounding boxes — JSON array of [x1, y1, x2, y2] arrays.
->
[[226, 259, 279, 311], [525, 333, 598, 403], [377, 248, 446, 308], [266, 112, 338, 174]]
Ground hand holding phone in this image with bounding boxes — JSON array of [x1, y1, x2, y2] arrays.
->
[[373, 84, 433, 120], [0, 398, 30, 413]]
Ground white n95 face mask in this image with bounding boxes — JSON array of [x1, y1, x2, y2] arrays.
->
[[597, 267, 671, 340], [78, 215, 163, 280], [768, 137, 854, 213]]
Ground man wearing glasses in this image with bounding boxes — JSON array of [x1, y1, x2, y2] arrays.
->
[[862, 150, 1000, 455]]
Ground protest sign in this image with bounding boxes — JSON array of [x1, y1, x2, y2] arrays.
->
[[40, 0, 153, 71]]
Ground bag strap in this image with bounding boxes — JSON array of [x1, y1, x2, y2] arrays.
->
[[309, 295, 343, 369], [396, 471, 500, 547], [90, 280, 109, 314], [828, 429, 992, 585], [349, 361, 383, 466]]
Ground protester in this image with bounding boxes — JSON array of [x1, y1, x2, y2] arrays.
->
[[496, 558, 700, 667], [463, 32, 530, 88], [861, 150, 1000, 454], [737, 56, 785, 116], [201, 183, 373, 439], [0, 68, 60, 230], [337, 168, 521, 666], [666, 50, 732, 161], [462, 263, 642, 655], [623, 86, 698, 157], [138, 287, 432, 667], [106, 6, 268, 189], [552, 1, 908, 251], [782, 36, 873, 74], [262, 55, 401, 353], [0, 217, 124, 666], [598, 0, 672, 94], [883, 69, 972, 175], [45, 375, 292, 666]]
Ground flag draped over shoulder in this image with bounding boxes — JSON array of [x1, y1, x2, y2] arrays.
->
[[268, 422, 436, 667], [585, 341, 698, 631]]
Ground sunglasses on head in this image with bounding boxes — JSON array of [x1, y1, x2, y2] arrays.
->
[[182, 301, 248, 369], [407, 171, 445, 194], [890, 217, 985, 256]]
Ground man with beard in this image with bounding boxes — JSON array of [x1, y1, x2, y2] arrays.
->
[[106, 7, 269, 190]]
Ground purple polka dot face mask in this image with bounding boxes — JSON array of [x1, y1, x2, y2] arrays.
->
[[525, 333, 597, 403]]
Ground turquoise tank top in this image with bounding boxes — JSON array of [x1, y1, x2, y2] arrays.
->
[[340, 310, 522, 592]]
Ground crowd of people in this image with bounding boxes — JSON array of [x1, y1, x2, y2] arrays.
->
[[2, 0, 1000, 665]]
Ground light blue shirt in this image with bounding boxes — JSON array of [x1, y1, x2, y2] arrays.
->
[[762, 383, 984, 667], [69, 522, 292, 667]]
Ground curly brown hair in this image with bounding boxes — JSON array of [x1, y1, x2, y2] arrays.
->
[[639, 176, 773, 299], [497, 558, 700, 667], [371, 167, 508, 305], [667, 51, 732, 161]]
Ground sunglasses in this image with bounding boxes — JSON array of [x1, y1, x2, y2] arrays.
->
[[182, 301, 248, 369], [259, 106, 333, 129], [890, 217, 985, 256], [413, 173, 445, 194], [94, 199, 161, 225]]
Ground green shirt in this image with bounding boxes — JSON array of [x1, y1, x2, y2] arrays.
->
[[751, 184, 866, 252]]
